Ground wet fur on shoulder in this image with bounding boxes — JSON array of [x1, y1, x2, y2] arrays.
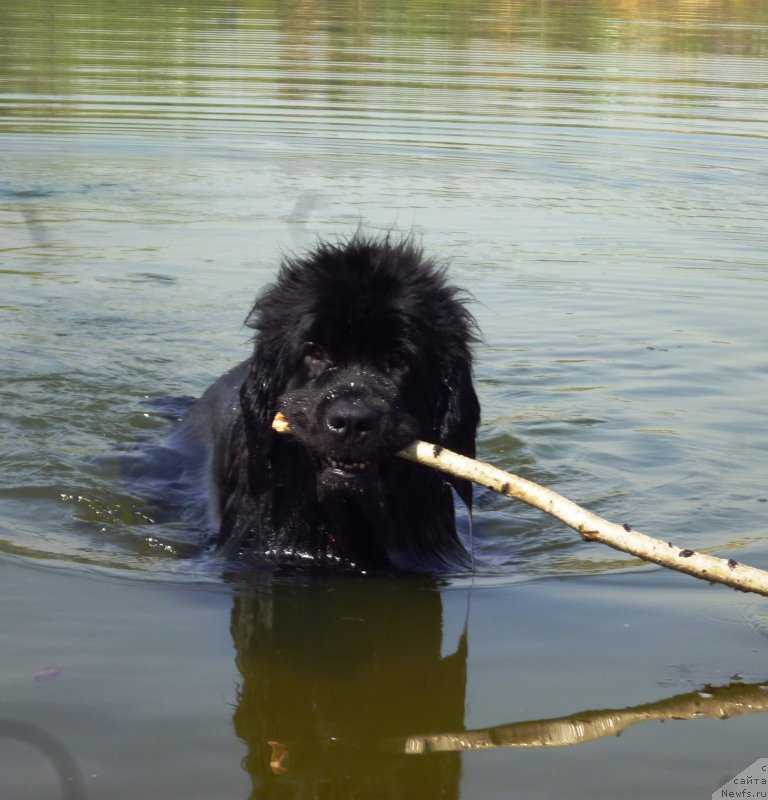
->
[[183, 235, 480, 573]]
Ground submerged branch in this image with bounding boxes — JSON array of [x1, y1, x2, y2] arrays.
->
[[397, 681, 768, 754]]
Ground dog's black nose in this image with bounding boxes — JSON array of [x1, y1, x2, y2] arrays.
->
[[325, 398, 376, 439]]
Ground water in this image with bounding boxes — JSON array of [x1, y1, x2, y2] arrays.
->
[[1, 1, 767, 797]]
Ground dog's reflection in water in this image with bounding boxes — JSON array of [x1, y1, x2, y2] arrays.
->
[[230, 574, 467, 800]]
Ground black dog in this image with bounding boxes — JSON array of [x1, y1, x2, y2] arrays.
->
[[173, 235, 479, 572]]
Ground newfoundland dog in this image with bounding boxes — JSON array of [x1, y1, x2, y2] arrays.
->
[[173, 235, 480, 573]]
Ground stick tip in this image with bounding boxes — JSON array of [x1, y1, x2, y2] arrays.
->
[[272, 411, 290, 433]]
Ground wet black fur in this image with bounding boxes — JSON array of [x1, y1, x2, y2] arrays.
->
[[177, 235, 480, 572]]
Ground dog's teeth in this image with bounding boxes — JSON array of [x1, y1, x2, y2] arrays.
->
[[327, 458, 369, 471]]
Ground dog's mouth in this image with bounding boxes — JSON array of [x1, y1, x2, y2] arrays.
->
[[317, 453, 384, 495], [324, 456, 372, 475]]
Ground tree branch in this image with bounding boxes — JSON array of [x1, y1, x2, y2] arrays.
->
[[398, 440, 768, 597], [271, 414, 768, 596], [395, 681, 768, 753]]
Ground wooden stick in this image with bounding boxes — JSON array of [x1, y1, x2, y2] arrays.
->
[[396, 682, 768, 753], [398, 441, 768, 597], [272, 414, 768, 596]]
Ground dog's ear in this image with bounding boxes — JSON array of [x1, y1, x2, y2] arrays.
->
[[239, 274, 306, 492], [240, 345, 285, 432], [435, 357, 480, 509], [239, 338, 292, 493]]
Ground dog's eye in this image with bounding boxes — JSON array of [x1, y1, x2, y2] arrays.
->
[[386, 351, 408, 373], [303, 342, 329, 367]]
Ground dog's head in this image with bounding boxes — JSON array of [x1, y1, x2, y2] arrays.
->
[[240, 235, 479, 504]]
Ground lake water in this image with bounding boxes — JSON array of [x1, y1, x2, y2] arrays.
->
[[1, 1, 767, 798]]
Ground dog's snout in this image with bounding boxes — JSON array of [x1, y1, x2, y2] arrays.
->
[[325, 398, 377, 439]]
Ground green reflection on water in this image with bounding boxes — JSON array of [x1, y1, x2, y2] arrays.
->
[[1, 0, 766, 100]]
